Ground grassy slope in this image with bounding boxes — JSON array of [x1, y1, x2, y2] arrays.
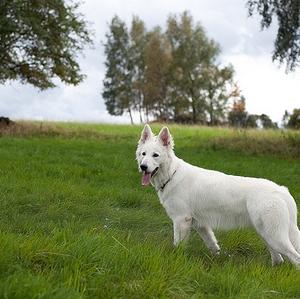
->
[[0, 123, 300, 298]]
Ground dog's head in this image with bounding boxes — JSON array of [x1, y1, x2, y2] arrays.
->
[[136, 124, 174, 186]]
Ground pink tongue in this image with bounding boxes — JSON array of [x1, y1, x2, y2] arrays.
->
[[142, 172, 151, 186]]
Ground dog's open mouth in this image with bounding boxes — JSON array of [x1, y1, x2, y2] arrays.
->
[[142, 167, 159, 186]]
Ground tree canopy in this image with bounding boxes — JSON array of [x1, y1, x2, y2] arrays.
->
[[283, 108, 300, 129], [0, 0, 92, 89], [247, 0, 300, 71]]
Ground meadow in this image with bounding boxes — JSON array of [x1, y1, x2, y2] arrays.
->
[[0, 122, 300, 298]]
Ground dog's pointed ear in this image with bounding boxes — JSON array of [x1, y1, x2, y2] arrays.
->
[[158, 127, 174, 149], [139, 124, 153, 144]]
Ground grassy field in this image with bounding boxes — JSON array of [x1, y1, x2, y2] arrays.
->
[[0, 122, 300, 298]]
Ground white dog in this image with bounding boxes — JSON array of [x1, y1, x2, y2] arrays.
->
[[136, 124, 300, 267]]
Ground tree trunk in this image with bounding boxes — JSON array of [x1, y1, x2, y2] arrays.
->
[[191, 98, 197, 124], [139, 106, 143, 124], [189, 84, 197, 124], [128, 108, 134, 125], [208, 90, 214, 126], [137, 90, 143, 123], [145, 106, 149, 123], [209, 100, 213, 126]]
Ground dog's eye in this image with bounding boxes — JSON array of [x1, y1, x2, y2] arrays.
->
[[153, 153, 159, 157], [142, 152, 146, 156]]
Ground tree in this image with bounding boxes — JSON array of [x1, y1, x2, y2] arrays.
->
[[259, 114, 278, 129], [245, 114, 259, 128], [166, 12, 232, 124], [0, 0, 92, 89], [282, 110, 290, 128], [102, 16, 135, 124], [130, 16, 147, 123], [247, 0, 300, 71], [287, 108, 300, 129], [204, 65, 234, 125], [143, 28, 172, 122], [228, 87, 258, 128], [166, 11, 217, 123], [228, 93, 248, 127]]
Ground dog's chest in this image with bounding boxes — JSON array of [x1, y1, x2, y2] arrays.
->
[[158, 192, 190, 219]]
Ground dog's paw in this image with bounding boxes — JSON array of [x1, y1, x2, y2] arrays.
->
[[211, 248, 221, 256], [215, 249, 231, 258]]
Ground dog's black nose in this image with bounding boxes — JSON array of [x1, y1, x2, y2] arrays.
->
[[140, 164, 148, 171]]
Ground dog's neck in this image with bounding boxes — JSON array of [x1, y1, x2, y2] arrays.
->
[[151, 151, 179, 192]]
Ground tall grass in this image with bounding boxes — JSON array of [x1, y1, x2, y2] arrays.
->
[[2, 121, 300, 158]]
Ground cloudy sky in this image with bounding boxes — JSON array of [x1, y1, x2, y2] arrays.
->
[[0, 0, 299, 124]]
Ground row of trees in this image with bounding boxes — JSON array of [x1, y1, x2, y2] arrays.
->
[[103, 12, 300, 129], [228, 95, 278, 129], [228, 91, 300, 129], [102, 12, 235, 125]]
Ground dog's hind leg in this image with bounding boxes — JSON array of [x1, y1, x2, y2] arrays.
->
[[266, 237, 300, 267], [289, 225, 300, 254], [248, 198, 300, 267], [268, 247, 284, 266], [282, 191, 300, 254], [173, 216, 192, 247], [194, 224, 220, 255]]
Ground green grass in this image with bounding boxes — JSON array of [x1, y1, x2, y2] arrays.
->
[[0, 122, 300, 298]]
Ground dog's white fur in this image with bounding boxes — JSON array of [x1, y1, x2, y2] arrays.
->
[[136, 124, 300, 267]]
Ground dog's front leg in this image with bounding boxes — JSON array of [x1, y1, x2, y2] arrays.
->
[[195, 225, 220, 255], [173, 216, 192, 247]]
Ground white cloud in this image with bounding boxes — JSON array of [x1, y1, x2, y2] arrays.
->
[[0, 0, 298, 124]]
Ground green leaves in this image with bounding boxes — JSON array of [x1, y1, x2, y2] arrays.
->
[[247, 0, 300, 71], [286, 109, 300, 129], [0, 0, 92, 89]]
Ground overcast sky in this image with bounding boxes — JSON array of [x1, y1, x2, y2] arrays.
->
[[0, 0, 299, 124]]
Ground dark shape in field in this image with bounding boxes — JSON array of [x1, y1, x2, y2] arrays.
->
[[0, 116, 13, 126]]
